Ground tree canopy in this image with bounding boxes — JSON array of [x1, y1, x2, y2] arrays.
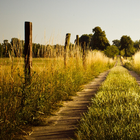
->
[[3, 40, 11, 57], [112, 39, 120, 49], [90, 26, 110, 50], [11, 38, 24, 57], [133, 40, 140, 51], [120, 35, 135, 57], [79, 34, 92, 46], [104, 45, 119, 58], [0, 43, 3, 57]]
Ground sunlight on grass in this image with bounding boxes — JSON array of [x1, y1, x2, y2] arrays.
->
[[123, 51, 140, 73], [0, 48, 114, 139], [75, 66, 140, 140]]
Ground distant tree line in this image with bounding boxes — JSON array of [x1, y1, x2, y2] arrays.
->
[[1, 26, 140, 58], [0, 38, 65, 58], [79, 26, 140, 58]]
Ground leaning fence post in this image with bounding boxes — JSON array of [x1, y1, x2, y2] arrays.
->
[[64, 33, 71, 67], [24, 21, 32, 84]]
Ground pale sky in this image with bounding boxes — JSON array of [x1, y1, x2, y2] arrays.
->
[[1, 0, 140, 45]]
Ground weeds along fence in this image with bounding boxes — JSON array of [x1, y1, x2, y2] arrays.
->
[[0, 22, 114, 139]]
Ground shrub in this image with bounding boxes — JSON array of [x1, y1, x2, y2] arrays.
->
[[104, 45, 119, 58]]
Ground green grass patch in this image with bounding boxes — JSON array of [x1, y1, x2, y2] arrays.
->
[[75, 66, 140, 140]]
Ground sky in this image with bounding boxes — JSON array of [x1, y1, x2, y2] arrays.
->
[[1, 0, 140, 45]]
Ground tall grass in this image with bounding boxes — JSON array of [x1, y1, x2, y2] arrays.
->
[[0, 46, 114, 139], [123, 51, 140, 73], [132, 51, 140, 74], [75, 65, 140, 140]]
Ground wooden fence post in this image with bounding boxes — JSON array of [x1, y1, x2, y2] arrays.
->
[[20, 21, 32, 110], [64, 33, 71, 67], [24, 21, 32, 84]]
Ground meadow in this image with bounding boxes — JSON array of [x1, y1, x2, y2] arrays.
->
[[75, 59, 140, 140], [0, 47, 114, 139]]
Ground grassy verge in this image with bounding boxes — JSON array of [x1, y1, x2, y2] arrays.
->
[[0, 50, 114, 139], [75, 66, 140, 140], [121, 52, 140, 73], [130, 51, 140, 75]]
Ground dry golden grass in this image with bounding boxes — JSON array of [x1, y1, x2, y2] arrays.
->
[[0, 47, 114, 139]]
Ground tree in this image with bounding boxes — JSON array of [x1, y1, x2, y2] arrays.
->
[[104, 45, 119, 58], [0, 43, 3, 57], [20, 40, 24, 57], [133, 40, 140, 51], [3, 39, 11, 57], [112, 39, 120, 49], [120, 35, 135, 57], [90, 26, 110, 50], [11, 38, 21, 57], [79, 34, 92, 47]]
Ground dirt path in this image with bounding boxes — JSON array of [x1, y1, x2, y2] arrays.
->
[[24, 69, 111, 140], [23, 57, 140, 140]]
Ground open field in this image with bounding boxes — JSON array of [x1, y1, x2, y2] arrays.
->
[[0, 50, 114, 139]]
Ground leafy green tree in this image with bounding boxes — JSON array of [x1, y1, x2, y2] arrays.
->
[[3, 40, 11, 57], [104, 45, 119, 58], [120, 49, 125, 56], [90, 26, 110, 50], [133, 40, 140, 51], [120, 35, 135, 57], [0, 43, 3, 57], [79, 34, 92, 47], [112, 39, 120, 49]]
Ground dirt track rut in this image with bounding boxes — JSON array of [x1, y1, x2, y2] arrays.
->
[[24, 57, 140, 140], [24, 70, 110, 140]]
